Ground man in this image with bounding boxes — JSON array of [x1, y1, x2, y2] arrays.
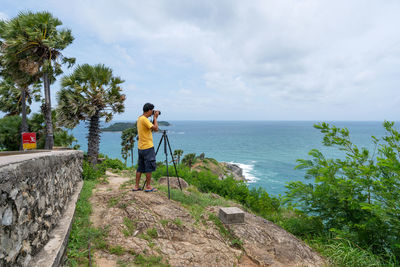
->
[[133, 103, 159, 192]]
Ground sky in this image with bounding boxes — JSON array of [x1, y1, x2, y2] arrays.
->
[[1, 0, 400, 121]]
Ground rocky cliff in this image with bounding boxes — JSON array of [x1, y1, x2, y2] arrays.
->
[[192, 158, 247, 181]]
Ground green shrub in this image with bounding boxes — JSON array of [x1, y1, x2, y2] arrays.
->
[[279, 211, 323, 237], [102, 158, 127, 170], [82, 161, 106, 180], [154, 163, 280, 220], [0, 115, 21, 150]]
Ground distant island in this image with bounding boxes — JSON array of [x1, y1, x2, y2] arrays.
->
[[101, 121, 170, 132]]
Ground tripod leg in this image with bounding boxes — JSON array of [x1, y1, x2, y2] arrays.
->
[[155, 134, 164, 156], [165, 135, 183, 191], [164, 132, 171, 199]]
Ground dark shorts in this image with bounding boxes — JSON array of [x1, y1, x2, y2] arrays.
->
[[137, 147, 156, 173]]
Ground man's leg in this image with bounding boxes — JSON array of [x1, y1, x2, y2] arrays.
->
[[134, 171, 142, 190], [145, 172, 152, 190]]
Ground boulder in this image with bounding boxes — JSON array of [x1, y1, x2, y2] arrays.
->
[[157, 177, 188, 189]]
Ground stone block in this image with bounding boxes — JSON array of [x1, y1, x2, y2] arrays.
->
[[218, 207, 245, 224]]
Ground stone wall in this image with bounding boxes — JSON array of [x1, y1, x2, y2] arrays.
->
[[0, 150, 83, 266]]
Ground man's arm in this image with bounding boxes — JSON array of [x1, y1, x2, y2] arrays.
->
[[151, 111, 159, 131]]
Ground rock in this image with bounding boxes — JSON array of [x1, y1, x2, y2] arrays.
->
[[158, 177, 188, 189], [2, 207, 13, 226], [90, 172, 325, 267], [222, 162, 246, 181], [10, 188, 19, 200]]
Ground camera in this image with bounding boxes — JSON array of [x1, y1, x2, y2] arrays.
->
[[152, 110, 161, 116]]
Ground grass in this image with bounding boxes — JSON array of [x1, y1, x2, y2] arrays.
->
[[138, 228, 158, 241], [157, 184, 232, 225], [134, 254, 168, 267], [147, 228, 158, 238], [108, 196, 121, 207], [160, 219, 169, 226], [122, 217, 136, 237], [308, 237, 398, 267], [172, 218, 183, 226], [66, 179, 109, 266], [108, 245, 125, 255]]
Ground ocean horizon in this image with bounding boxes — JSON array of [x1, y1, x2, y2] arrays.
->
[[71, 120, 393, 196]]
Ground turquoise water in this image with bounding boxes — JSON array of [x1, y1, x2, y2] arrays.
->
[[71, 121, 388, 196]]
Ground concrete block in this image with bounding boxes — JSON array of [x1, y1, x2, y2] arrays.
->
[[219, 207, 244, 224]]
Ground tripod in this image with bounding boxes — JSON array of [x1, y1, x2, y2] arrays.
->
[[141, 130, 183, 199]]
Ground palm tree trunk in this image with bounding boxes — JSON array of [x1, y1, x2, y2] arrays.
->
[[43, 72, 54, 149], [87, 110, 101, 165], [20, 87, 28, 150]]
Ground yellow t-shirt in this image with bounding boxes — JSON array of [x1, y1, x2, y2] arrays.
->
[[137, 115, 154, 150]]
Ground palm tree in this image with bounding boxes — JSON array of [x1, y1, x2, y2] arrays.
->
[[57, 64, 125, 165], [0, 11, 74, 149], [182, 153, 197, 168], [173, 149, 184, 164], [121, 126, 137, 168], [0, 78, 41, 116]]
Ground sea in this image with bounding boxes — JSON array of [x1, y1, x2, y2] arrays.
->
[[70, 121, 390, 196]]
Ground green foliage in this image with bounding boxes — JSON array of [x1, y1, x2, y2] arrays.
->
[[308, 237, 398, 267], [173, 149, 183, 164], [57, 64, 125, 128], [154, 164, 280, 220], [102, 157, 127, 170], [160, 219, 169, 226], [0, 115, 21, 150], [285, 121, 400, 261], [182, 153, 196, 168], [102, 122, 136, 132], [146, 228, 158, 238], [0, 111, 78, 151], [172, 218, 183, 226], [54, 129, 79, 149], [82, 160, 106, 180], [121, 126, 137, 166], [0, 11, 75, 149], [0, 78, 41, 116], [57, 63, 125, 164], [0, 11, 74, 78], [108, 245, 125, 255], [278, 210, 323, 238], [29, 111, 77, 149]]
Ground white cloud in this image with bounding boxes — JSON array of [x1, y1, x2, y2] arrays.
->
[[3, 0, 400, 120]]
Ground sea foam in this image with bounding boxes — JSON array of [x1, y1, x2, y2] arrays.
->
[[228, 161, 259, 183]]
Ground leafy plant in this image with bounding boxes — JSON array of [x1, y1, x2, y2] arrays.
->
[[121, 126, 137, 167], [0, 11, 75, 149], [0, 115, 21, 150], [57, 64, 125, 165], [103, 157, 127, 170], [286, 122, 400, 261], [146, 228, 158, 239], [82, 160, 106, 180], [182, 153, 196, 168]]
